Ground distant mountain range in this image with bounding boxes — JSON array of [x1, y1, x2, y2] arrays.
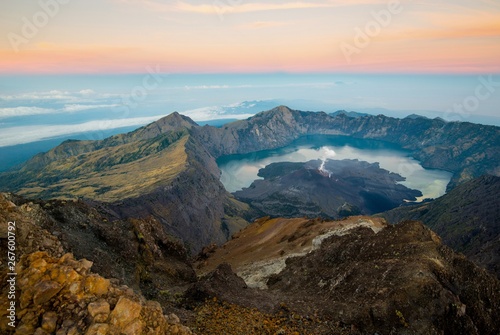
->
[[0, 106, 499, 253], [1, 105, 500, 334]]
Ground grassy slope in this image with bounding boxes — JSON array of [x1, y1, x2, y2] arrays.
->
[[17, 132, 189, 201]]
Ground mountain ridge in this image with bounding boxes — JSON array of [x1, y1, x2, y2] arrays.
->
[[379, 174, 500, 278], [0, 106, 498, 253], [195, 106, 500, 189]]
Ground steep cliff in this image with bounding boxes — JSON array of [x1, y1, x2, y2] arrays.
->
[[194, 217, 500, 335], [0, 113, 251, 253], [194, 106, 500, 189], [380, 174, 500, 278], [0, 193, 196, 300]]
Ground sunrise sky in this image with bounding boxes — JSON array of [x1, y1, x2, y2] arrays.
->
[[1, 0, 500, 74]]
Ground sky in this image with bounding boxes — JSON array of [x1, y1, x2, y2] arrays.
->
[[0, 0, 499, 169], [1, 0, 500, 74]]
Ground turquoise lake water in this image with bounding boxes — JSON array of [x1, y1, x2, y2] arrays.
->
[[218, 135, 452, 201]]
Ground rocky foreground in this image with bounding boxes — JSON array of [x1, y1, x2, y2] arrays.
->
[[1, 192, 500, 334], [0, 252, 193, 335], [194, 217, 500, 334]]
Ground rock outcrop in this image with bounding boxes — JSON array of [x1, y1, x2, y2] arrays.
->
[[195, 217, 500, 335], [0, 251, 193, 335], [380, 174, 500, 279], [267, 221, 500, 335], [0, 193, 196, 302]]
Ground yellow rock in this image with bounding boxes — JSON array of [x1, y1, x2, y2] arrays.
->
[[85, 323, 109, 335], [33, 280, 62, 305], [31, 258, 48, 270], [109, 297, 142, 329], [50, 266, 81, 285], [41, 311, 58, 332], [88, 300, 111, 322], [84, 275, 110, 296], [122, 319, 143, 335]]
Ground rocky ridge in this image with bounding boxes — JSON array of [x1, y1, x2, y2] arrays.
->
[[0, 113, 251, 253], [1, 191, 500, 334], [194, 216, 386, 289], [0, 193, 196, 303], [195, 106, 500, 189], [195, 217, 500, 335], [0, 107, 498, 253], [0, 251, 193, 335], [380, 174, 500, 278]]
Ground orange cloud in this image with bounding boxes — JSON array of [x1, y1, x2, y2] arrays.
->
[[237, 21, 291, 29]]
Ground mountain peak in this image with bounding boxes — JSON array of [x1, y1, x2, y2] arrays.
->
[[251, 105, 296, 121], [151, 111, 198, 130], [270, 105, 294, 114], [129, 112, 198, 141]]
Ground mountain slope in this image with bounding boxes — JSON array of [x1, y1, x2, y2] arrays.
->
[[0, 107, 498, 252], [380, 174, 500, 278], [3, 191, 499, 334], [0, 113, 251, 253], [0, 192, 196, 301], [195, 106, 500, 189], [194, 216, 500, 334]]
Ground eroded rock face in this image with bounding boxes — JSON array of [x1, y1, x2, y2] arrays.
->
[[0, 192, 197, 302], [0, 252, 193, 335], [194, 217, 500, 334], [380, 174, 500, 279], [267, 221, 500, 335]]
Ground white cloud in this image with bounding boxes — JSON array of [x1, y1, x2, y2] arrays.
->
[[79, 89, 96, 95], [0, 104, 120, 118], [62, 104, 120, 112], [0, 90, 120, 102], [171, 82, 334, 91], [0, 115, 165, 147], [181, 105, 255, 121], [0, 107, 56, 118], [176, 2, 332, 14], [0, 90, 73, 101], [116, 0, 392, 16]]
